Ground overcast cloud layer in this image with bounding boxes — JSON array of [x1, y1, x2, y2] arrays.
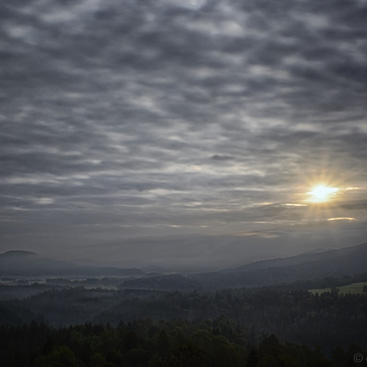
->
[[1, 0, 366, 269]]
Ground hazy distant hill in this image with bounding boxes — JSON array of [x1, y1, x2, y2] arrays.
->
[[191, 241, 367, 289], [223, 247, 335, 273], [101, 241, 367, 291], [0, 250, 78, 276], [0, 250, 37, 259], [0, 250, 144, 277], [2, 242, 366, 289], [119, 274, 202, 292]]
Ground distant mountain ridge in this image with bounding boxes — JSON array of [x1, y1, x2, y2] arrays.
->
[[0, 250, 37, 258], [0, 250, 144, 277], [223, 244, 355, 273], [115, 241, 367, 291], [191, 241, 367, 289], [2, 242, 367, 289]]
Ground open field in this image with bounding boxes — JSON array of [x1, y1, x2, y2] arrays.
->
[[309, 282, 367, 295]]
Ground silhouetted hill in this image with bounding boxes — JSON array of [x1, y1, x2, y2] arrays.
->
[[0, 251, 77, 276], [0, 250, 144, 277], [0, 250, 37, 259], [2, 242, 366, 289], [191, 241, 367, 289], [67, 241, 367, 291], [224, 248, 332, 273]]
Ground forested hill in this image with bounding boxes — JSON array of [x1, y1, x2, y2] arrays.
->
[[1, 287, 367, 365], [189, 241, 367, 290], [0, 318, 348, 367], [113, 241, 367, 290], [228, 241, 367, 273]]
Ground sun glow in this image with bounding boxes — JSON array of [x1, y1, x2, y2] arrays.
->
[[308, 185, 339, 203]]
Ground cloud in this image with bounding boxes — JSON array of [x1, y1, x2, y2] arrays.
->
[[328, 217, 356, 221], [0, 0, 366, 265], [210, 154, 235, 161]]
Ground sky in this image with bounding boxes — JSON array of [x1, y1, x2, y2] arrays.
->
[[1, 0, 367, 271]]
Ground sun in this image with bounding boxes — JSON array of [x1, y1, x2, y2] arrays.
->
[[308, 185, 339, 203]]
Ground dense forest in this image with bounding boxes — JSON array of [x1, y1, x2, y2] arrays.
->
[[1, 263, 367, 366], [2, 284, 367, 349], [1, 277, 367, 366], [1, 318, 365, 367]]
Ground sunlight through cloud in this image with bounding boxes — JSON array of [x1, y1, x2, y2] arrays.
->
[[308, 185, 339, 203]]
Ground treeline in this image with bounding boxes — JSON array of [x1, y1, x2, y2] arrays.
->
[[1, 287, 367, 351], [97, 289, 367, 351], [1, 318, 363, 367], [0, 288, 367, 352]]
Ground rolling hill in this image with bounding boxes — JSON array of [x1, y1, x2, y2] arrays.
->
[[2, 241, 367, 290], [190, 241, 367, 289], [0, 250, 144, 277]]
